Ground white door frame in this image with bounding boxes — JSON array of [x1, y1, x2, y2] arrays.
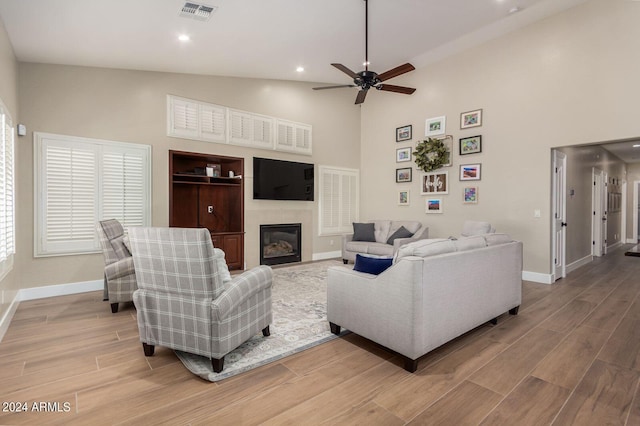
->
[[633, 181, 640, 244], [551, 150, 567, 281], [592, 168, 607, 256]]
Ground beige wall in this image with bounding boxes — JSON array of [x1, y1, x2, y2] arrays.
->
[[0, 16, 18, 321], [359, 0, 640, 275], [17, 64, 360, 288]]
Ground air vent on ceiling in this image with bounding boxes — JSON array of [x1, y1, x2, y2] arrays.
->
[[179, 2, 217, 21]]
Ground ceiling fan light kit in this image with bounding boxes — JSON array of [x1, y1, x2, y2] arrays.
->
[[313, 0, 416, 104]]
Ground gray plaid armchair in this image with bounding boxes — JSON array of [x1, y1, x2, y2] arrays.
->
[[128, 227, 273, 373], [97, 219, 137, 313]]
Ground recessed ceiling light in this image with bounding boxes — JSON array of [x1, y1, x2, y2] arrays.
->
[[296, 66, 304, 73], [508, 6, 522, 14], [178, 34, 190, 42], [633, 144, 640, 148]]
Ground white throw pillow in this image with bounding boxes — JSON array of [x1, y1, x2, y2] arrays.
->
[[213, 248, 232, 282]]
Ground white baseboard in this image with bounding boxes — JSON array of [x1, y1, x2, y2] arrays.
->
[[0, 295, 20, 342], [607, 241, 623, 252], [522, 270, 553, 284], [626, 238, 638, 244], [567, 255, 593, 274], [312, 250, 342, 261], [18, 279, 103, 302]]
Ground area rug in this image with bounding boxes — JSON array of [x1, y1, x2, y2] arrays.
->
[[175, 259, 347, 382]]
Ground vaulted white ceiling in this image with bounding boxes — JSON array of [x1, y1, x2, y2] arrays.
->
[[0, 0, 588, 85]]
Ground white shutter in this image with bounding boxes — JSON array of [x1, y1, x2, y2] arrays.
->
[[276, 119, 312, 155], [229, 109, 274, 149], [318, 166, 359, 235], [0, 114, 6, 262], [0, 105, 14, 279], [168, 96, 198, 139], [200, 103, 226, 142], [42, 140, 98, 254], [102, 149, 147, 228], [35, 133, 151, 257]]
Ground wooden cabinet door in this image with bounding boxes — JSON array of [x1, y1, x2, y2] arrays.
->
[[223, 234, 243, 270]]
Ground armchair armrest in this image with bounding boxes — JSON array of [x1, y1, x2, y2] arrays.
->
[[211, 265, 273, 320], [104, 256, 135, 280], [392, 226, 430, 251]]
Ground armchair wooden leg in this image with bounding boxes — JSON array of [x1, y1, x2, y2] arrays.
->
[[142, 343, 155, 356], [329, 322, 341, 335], [212, 357, 224, 373], [110, 303, 119, 313], [509, 306, 520, 315], [262, 326, 270, 337]]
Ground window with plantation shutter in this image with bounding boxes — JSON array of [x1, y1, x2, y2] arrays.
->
[[167, 94, 311, 154], [34, 133, 151, 257], [0, 100, 15, 281], [318, 166, 359, 236], [276, 119, 312, 155], [229, 109, 274, 149]]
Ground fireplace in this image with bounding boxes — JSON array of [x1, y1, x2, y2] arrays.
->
[[260, 223, 301, 266]]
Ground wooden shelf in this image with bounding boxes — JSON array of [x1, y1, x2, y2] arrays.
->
[[169, 150, 245, 270]]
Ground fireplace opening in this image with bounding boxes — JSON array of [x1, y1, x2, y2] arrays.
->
[[260, 223, 301, 266]]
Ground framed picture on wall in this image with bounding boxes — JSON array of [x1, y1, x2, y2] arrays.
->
[[460, 164, 481, 181], [460, 109, 483, 129], [396, 147, 412, 162], [421, 171, 449, 195], [463, 186, 478, 204], [398, 190, 410, 206], [396, 167, 412, 183], [425, 198, 443, 214], [396, 125, 412, 142], [425, 116, 446, 137], [459, 135, 482, 155]]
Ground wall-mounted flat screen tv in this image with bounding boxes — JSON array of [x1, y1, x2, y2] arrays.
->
[[253, 157, 314, 201]]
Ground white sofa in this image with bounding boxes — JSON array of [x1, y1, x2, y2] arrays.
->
[[327, 233, 522, 372], [341, 220, 429, 264]]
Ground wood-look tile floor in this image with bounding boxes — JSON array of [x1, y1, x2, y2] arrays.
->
[[1, 247, 640, 425]]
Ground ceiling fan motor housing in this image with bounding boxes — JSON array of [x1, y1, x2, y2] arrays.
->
[[355, 70, 380, 89]]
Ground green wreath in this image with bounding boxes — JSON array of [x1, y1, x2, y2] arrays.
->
[[413, 138, 448, 172]]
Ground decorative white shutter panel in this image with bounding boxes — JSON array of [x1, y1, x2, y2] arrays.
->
[[229, 110, 253, 144], [102, 150, 146, 228], [319, 166, 359, 235], [169, 97, 198, 139], [4, 117, 13, 258], [251, 115, 274, 149], [200, 104, 226, 142], [295, 126, 312, 153], [43, 141, 98, 254], [276, 121, 295, 150]]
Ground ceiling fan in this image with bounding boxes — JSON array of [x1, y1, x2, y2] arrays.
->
[[313, 0, 416, 105]]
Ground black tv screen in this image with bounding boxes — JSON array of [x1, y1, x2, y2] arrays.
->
[[253, 157, 314, 201]]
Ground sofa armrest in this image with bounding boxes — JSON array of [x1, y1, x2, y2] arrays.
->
[[342, 233, 354, 244], [211, 265, 273, 320], [392, 226, 429, 251]]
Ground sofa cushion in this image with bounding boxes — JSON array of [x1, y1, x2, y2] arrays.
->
[[453, 235, 487, 252], [354, 254, 393, 275], [352, 222, 376, 242], [386, 226, 414, 245], [461, 220, 493, 237], [484, 233, 513, 246], [346, 241, 371, 254], [371, 220, 392, 243], [394, 238, 454, 262], [367, 243, 395, 256]]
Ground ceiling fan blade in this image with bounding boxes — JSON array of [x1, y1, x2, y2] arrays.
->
[[331, 63, 359, 79], [377, 84, 416, 95], [355, 89, 368, 105], [312, 85, 356, 90], [377, 63, 415, 82]]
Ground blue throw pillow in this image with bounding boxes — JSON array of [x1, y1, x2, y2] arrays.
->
[[353, 254, 393, 275]]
